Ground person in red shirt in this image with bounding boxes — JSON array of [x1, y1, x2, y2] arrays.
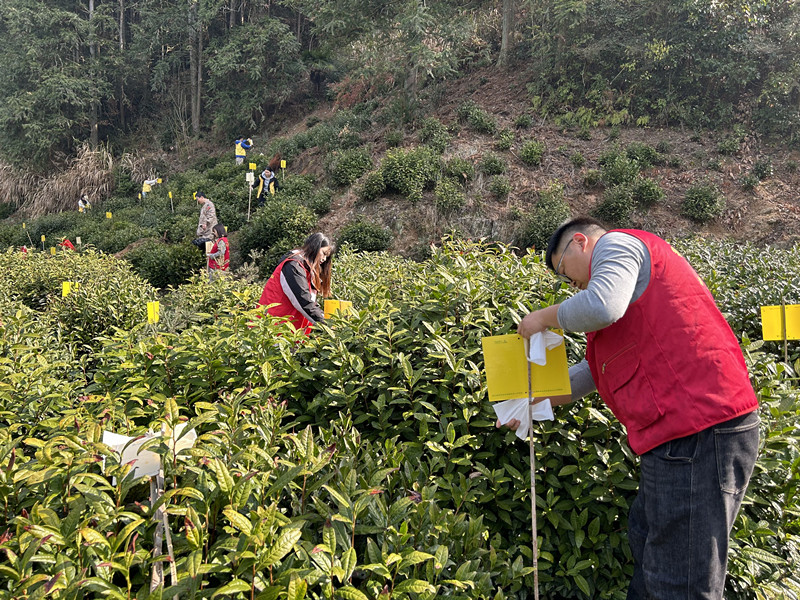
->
[[206, 224, 229, 279], [258, 233, 333, 334], [500, 217, 759, 600]]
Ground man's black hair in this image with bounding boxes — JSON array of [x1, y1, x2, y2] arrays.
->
[[545, 216, 608, 271]]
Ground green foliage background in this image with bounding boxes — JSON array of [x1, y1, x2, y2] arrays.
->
[[0, 239, 798, 599]]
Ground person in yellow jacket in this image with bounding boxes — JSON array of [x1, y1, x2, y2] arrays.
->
[[141, 178, 158, 199], [234, 137, 253, 165], [256, 167, 280, 205]]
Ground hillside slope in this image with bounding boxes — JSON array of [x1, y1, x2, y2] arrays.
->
[[288, 67, 800, 253]]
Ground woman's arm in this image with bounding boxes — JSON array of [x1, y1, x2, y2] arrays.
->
[[280, 260, 325, 322]]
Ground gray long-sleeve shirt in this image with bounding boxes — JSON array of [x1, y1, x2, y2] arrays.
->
[[557, 232, 652, 400]]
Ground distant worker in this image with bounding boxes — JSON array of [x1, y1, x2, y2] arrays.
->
[[78, 193, 91, 212], [192, 191, 218, 250], [234, 137, 253, 165], [58, 239, 76, 251], [141, 178, 158, 199], [206, 223, 230, 280], [256, 168, 279, 204], [258, 232, 334, 334]]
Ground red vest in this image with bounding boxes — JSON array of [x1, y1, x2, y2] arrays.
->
[[258, 255, 316, 334], [585, 230, 758, 454], [208, 237, 229, 270]]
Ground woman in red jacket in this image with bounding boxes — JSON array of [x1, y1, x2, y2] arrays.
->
[[258, 233, 333, 333], [206, 224, 229, 280]]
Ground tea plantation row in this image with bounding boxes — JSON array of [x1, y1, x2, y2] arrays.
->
[[0, 239, 797, 599]]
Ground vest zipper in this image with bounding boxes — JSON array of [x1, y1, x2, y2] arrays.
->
[[601, 342, 636, 374]]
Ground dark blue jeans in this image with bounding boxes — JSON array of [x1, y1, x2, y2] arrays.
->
[[626, 411, 760, 600]]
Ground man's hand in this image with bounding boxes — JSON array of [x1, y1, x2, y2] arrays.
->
[[496, 418, 521, 430], [517, 304, 561, 339]]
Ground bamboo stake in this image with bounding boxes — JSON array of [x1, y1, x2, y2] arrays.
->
[[527, 357, 540, 600], [149, 477, 164, 592], [781, 296, 788, 364]]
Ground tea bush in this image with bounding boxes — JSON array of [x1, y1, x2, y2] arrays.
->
[[583, 169, 602, 188], [380, 146, 440, 203], [515, 114, 532, 130], [2, 240, 800, 600], [327, 148, 373, 187], [237, 199, 316, 271], [479, 153, 507, 176], [601, 153, 640, 187], [570, 152, 586, 168], [594, 185, 635, 227], [308, 187, 334, 215], [418, 117, 452, 154], [433, 178, 466, 212], [495, 128, 515, 151], [443, 157, 475, 183], [0, 248, 156, 351], [384, 128, 403, 147], [336, 219, 393, 252], [488, 175, 511, 198], [277, 174, 316, 204], [519, 139, 546, 166], [125, 240, 205, 289], [625, 142, 662, 168], [356, 170, 386, 202], [631, 176, 665, 208], [740, 173, 759, 192], [517, 183, 571, 251], [751, 157, 774, 181], [682, 181, 725, 223], [456, 100, 497, 134]]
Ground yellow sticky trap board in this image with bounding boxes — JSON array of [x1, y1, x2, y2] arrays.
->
[[249, 162, 256, 170], [41, 235, 46, 242], [168, 191, 173, 198], [50, 247, 56, 256], [147, 301, 160, 324], [157, 178, 162, 184], [106, 212, 112, 219], [22, 223, 26, 229], [281, 160, 287, 169], [481, 333, 571, 402], [62, 281, 78, 297], [324, 299, 353, 318], [761, 305, 800, 340]]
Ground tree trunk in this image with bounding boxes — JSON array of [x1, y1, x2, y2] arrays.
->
[[89, 0, 99, 148], [195, 24, 202, 136], [189, 0, 200, 137], [497, 0, 514, 67], [118, 0, 126, 130], [229, 0, 235, 28]]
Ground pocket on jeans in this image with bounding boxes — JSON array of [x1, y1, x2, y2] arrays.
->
[[715, 413, 760, 494]]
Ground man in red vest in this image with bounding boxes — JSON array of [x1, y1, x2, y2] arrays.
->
[[502, 217, 759, 599]]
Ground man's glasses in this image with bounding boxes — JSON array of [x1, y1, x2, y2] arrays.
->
[[554, 239, 573, 283]]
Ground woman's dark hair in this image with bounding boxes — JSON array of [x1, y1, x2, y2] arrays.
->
[[299, 232, 334, 296], [212, 223, 227, 239]]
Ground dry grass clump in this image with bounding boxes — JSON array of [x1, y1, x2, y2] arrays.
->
[[0, 162, 38, 208], [23, 144, 115, 218], [119, 151, 155, 183]]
